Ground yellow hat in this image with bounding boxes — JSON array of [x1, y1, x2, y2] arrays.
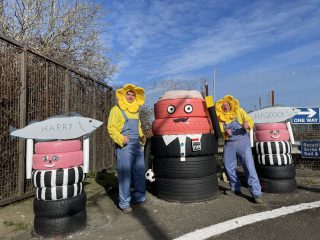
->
[[116, 84, 145, 113], [215, 95, 239, 122]]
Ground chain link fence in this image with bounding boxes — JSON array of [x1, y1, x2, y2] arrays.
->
[[0, 34, 115, 206]]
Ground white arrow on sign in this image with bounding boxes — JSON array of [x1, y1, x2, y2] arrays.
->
[[297, 108, 317, 118]]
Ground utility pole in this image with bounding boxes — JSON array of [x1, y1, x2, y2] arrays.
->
[[271, 90, 275, 106], [213, 66, 216, 102], [259, 96, 262, 109], [205, 80, 208, 96]]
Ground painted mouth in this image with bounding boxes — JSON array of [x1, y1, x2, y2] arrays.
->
[[44, 163, 56, 168], [271, 135, 280, 139], [270, 130, 280, 139], [173, 117, 188, 123]]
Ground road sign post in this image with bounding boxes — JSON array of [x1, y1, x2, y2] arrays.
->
[[291, 107, 320, 124]]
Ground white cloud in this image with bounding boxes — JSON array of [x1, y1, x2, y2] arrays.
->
[[106, 0, 320, 82], [153, 1, 320, 77]]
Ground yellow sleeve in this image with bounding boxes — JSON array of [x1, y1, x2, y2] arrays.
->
[[218, 121, 229, 139], [218, 121, 225, 135], [107, 106, 125, 147], [238, 108, 254, 130], [138, 119, 144, 137]]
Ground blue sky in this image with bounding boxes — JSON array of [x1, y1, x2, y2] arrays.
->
[[101, 0, 320, 109]]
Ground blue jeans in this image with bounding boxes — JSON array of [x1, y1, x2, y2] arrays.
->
[[116, 140, 146, 209], [223, 135, 262, 197]]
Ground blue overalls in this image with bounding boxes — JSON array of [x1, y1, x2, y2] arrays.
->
[[223, 119, 262, 197], [116, 109, 146, 209]]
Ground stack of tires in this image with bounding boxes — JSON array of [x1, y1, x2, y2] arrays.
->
[[151, 94, 219, 202], [253, 123, 297, 193], [32, 140, 87, 237]]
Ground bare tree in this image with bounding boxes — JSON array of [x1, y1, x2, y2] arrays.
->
[[139, 105, 153, 136], [0, 0, 116, 81]]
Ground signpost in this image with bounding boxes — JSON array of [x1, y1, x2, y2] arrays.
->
[[291, 107, 320, 124], [248, 107, 300, 123], [301, 140, 320, 158]]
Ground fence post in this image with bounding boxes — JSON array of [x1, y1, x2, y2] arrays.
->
[[64, 69, 70, 113], [92, 81, 97, 171], [45, 61, 49, 117], [18, 49, 27, 195]]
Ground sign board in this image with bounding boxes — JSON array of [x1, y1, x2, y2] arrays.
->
[[10, 115, 103, 140], [291, 107, 320, 124], [248, 107, 300, 123], [301, 140, 320, 158]]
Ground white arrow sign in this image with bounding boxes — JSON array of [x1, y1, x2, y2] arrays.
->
[[297, 108, 317, 118]]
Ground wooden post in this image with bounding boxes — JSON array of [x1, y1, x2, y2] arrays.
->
[[45, 61, 49, 117], [18, 49, 27, 195], [271, 90, 275, 107], [104, 91, 110, 169], [64, 69, 70, 113], [92, 81, 97, 171], [259, 96, 262, 109], [205, 81, 208, 96]]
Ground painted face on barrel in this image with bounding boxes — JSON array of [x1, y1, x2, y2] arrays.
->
[[152, 95, 212, 135], [167, 103, 193, 123], [42, 155, 59, 168], [154, 98, 208, 120], [269, 129, 281, 139]]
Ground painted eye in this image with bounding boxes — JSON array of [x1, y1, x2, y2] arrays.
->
[[269, 130, 273, 134], [167, 105, 176, 114], [184, 104, 193, 113], [42, 156, 49, 162], [276, 130, 280, 133], [52, 156, 59, 161]]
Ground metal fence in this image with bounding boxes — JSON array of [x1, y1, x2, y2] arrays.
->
[[291, 124, 320, 170], [0, 34, 115, 206]]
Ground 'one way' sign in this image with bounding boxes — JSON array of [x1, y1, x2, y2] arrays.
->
[[291, 107, 320, 124]]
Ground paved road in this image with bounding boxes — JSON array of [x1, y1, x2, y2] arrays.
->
[[3, 178, 320, 240], [213, 207, 320, 240]]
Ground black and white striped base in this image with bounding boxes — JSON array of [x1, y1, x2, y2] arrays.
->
[[255, 141, 292, 155], [36, 182, 83, 201], [32, 166, 85, 188]]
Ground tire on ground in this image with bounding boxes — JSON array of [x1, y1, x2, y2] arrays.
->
[[151, 134, 218, 157], [259, 178, 297, 193], [144, 138, 152, 170], [156, 175, 218, 202], [34, 191, 86, 218], [153, 155, 216, 178], [32, 166, 85, 188], [256, 164, 296, 179], [255, 154, 292, 166], [34, 209, 87, 237]]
